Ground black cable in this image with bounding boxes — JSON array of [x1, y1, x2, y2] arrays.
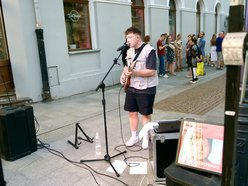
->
[[117, 86, 150, 166], [37, 139, 100, 185], [34, 115, 40, 134], [36, 137, 129, 185], [117, 86, 142, 151], [34, 110, 129, 186], [117, 86, 158, 186], [32, 85, 153, 186]]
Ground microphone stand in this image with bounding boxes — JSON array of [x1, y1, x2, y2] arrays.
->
[[80, 50, 127, 177]]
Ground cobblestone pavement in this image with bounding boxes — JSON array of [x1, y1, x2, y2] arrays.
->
[[154, 74, 225, 115]]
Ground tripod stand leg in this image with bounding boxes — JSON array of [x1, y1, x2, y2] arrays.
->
[[109, 150, 127, 159], [80, 150, 127, 177], [67, 123, 92, 149], [77, 123, 94, 143], [68, 122, 80, 149], [82, 56, 126, 177], [104, 154, 120, 177], [67, 140, 80, 149]]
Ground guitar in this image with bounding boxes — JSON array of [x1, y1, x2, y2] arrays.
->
[[124, 61, 137, 91]]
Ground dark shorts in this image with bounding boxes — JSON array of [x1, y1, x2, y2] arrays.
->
[[124, 91, 155, 115]]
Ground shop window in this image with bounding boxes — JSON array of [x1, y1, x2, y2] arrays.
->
[[63, 0, 92, 51], [0, 7, 14, 93], [131, 0, 145, 38]]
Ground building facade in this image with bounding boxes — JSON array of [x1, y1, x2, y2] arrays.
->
[[0, 0, 230, 102]]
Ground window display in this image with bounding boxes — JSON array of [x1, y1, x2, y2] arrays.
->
[[63, 0, 92, 50]]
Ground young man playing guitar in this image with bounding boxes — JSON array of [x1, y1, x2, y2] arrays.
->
[[120, 27, 158, 149]]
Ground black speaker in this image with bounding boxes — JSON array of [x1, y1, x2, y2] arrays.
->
[[235, 106, 248, 186], [23, 105, 37, 152], [0, 158, 5, 186], [0, 106, 37, 161], [164, 162, 221, 186], [149, 119, 181, 181]]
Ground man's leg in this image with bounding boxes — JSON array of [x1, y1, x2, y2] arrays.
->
[[142, 115, 151, 126], [216, 52, 222, 70], [125, 112, 139, 146], [129, 112, 139, 131], [190, 63, 194, 80], [141, 115, 151, 149], [159, 56, 165, 75]]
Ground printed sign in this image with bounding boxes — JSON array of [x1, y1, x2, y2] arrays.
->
[[222, 32, 247, 65], [176, 120, 224, 175]]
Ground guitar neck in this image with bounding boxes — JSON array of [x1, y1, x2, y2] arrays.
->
[[128, 61, 137, 72]]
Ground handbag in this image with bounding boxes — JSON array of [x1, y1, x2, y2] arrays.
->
[[196, 61, 205, 76]]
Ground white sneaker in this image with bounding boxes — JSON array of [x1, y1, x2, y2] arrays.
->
[[163, 74, 169, 78], [142, 133, 149, 149], [125, 136, 139, 147], [189, 79, 199, 84], [142, 138, 149, 149], [189, 80, 196, 84]]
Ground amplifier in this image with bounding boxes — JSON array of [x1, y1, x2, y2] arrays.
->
[[149, 119, 180, 181], [164, 162, 221, 186], [0, 106, 37, 161], [0, 158, 5, 186]]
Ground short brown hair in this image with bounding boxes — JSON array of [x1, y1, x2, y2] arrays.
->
[[125, 27, 141, 36], [191, 36, 197, 44], [144, 35, 150, 43]]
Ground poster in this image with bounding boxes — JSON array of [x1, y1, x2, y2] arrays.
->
[[176, 120, 224, 175]]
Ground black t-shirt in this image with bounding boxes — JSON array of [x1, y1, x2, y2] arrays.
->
[[134, 44, 156, 70]]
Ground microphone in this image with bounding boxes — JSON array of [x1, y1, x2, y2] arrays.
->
[[117, 42, 128, 51]]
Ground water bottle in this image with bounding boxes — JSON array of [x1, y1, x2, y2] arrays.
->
[[95, 132, 101, 155]]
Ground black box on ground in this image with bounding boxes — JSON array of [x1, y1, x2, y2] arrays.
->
[[0, 106, 37, 161], [149, 119, 181, 181], [164, 162, 221, 186]]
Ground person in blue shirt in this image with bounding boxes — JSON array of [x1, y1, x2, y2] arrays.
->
[[198, 31, 206, 63], [216, 32, 224, 70]]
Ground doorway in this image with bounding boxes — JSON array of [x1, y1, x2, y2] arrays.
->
[[0, 5, 14, 95]]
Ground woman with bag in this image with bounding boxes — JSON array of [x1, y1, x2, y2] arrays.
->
[[189, 37, 202, 83]]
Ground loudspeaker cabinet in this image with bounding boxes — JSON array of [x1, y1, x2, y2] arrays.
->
[[149, 129, 179, 181], [0, 106, 37, 161]]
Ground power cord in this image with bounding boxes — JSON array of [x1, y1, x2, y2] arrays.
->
[[117, 86, 147, 155], [34, 115, 129, 186], [33, 86, 155, 186], [34, 115, 40, 134], [117, 86, 156, 186], [36, 138, 100, 185], [36, 137, 129, 186]]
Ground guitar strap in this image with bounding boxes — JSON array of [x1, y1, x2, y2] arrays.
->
[[130, 43, 147, 66]]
